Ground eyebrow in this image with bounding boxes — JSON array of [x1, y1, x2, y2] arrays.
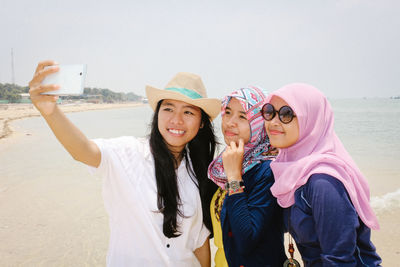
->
[[226, 106, 246, 115], [161, 101, 199, 110]]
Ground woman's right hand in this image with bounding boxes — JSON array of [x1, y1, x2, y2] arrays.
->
[[27, 60, 101, 167], [29, 60, 60, 116], [222, 138, 244, 182]]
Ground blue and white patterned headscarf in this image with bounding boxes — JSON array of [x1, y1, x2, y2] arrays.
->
[[208, 85, 277, 189]]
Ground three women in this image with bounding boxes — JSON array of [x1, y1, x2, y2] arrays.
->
[[30, 60, 381, 266]]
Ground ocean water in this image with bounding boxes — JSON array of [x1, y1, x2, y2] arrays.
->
[[1, 99, 400, 212], [329, 98, 400, 212]]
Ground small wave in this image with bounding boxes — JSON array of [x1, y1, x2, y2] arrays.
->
[[371, 189, 400, 213]]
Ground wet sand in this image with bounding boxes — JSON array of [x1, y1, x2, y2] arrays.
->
[[0, 102, 144, 140]]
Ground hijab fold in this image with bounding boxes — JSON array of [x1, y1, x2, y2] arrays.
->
[[208, 86, 276, 189], [268, 83, 379, 230]]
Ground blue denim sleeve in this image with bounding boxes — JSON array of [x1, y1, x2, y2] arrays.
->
[[305, 174, 360, 266], [223, 162, 280, 256]]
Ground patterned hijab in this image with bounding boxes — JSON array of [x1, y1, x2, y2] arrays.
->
[[208, 86, 277, 189], [268, 83, 379, 230]]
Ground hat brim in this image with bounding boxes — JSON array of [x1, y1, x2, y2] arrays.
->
[[145, 86, 221, 120]]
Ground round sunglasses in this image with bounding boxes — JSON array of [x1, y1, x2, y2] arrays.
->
[[261, 103, 296, 124]]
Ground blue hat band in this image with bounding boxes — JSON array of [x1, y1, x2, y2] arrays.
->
[[165, 87, 203, 99]]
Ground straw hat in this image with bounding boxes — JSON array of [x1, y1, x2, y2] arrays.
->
[[145, 72, 221, 120]]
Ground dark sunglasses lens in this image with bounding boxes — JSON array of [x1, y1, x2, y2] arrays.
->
[[279, 106, 294, 123], [262, 104, 275, 121]]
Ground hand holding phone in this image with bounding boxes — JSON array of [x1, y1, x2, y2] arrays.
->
[[41, 64, 87, 95]]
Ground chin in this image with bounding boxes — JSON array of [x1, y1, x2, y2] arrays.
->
[[271, 140, 295, 149], [224, 137, 237, 145], [269, 139, 284, 149]]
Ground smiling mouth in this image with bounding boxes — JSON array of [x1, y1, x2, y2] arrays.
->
[[268, 129, 284, 135], [224, 131, 237, 137], [168, 128, 185, 135]]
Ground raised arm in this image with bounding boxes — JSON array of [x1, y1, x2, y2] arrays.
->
[[221, 139, 280, 255], [29, 60, 101, 167]]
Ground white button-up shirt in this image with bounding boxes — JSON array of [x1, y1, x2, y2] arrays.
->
[[89, 136, 210, 267]]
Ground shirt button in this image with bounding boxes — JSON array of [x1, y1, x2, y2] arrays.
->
[[166, 244, 170, 248]]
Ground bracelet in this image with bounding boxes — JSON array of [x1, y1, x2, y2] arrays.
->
[[225, 180, 245, 196], [228, 186, 245, 195]]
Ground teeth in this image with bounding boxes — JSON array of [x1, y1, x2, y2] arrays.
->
[[169, 129, 185, 135]]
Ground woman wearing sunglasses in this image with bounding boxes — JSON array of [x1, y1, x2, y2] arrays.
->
[[208, 86, 287, 267], [261, 83, 382, 266]]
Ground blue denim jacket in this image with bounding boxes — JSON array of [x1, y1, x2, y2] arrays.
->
[[220, 160, 287, 267], [285, 173, 382, 266]]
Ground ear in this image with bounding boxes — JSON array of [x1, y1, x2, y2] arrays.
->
[[200, 122, 204, 129]]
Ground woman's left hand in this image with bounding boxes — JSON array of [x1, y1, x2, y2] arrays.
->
[[222, 139, 244, 181]]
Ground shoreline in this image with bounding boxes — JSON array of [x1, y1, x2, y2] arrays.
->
[[0, 102, 145, 140]]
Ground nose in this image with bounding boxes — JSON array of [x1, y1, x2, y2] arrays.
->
[[226, 116, 237, 127], [264, 117, 278, 132], [269, 112, 281, 125], [170, 111, 184, 125]]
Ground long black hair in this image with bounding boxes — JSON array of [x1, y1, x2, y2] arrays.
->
[[149, 100, 218, 238]]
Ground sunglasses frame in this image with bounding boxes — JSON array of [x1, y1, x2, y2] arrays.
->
[[261, 103, 296, 124]]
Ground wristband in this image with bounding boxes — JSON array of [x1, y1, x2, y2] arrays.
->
[[225, 180, 245, 195], [228, 186, 245, 195]]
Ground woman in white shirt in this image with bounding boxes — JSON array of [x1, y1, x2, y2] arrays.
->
[[28, 60, 221, 267]]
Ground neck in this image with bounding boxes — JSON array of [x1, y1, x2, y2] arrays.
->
[[170, 149, 184, 169]]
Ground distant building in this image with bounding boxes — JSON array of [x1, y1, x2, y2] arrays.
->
[[18, 93, 32, 103], [86, 94, 103, 103]]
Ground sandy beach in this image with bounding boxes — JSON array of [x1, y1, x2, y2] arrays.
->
[[0, 102, 144, 140], [0, 103, 399, 266]]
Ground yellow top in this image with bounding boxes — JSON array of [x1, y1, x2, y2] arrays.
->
[[210, 188, 229, 267]]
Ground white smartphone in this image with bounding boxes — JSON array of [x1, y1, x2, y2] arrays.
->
[[41, 64, 87, 95]]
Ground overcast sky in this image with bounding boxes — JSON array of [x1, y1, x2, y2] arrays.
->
[[1, 0, 399, 98]]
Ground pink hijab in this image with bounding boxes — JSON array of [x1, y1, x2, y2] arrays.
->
[[268, 83, 380, 230]]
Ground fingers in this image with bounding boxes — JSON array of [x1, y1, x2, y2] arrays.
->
[[29, 65, 59, 88], [30, 94, 59, 102], [35, 60, 58, 74], [238, 139, 244, 150], [229, 141, 237, 150], [29, 60, 59, 91], [222, 141, 244, 181], [227, 139, 244, 153], [30, 83, 60, 95], [43, 95, 59, 102]]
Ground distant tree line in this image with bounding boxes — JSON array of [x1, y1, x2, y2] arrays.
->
[[0, 83, 143, 103], [83, 88, 142, 103], [0, 83, 29, 102]]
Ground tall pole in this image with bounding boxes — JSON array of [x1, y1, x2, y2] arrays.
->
[[11, 48, 15, 85]]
